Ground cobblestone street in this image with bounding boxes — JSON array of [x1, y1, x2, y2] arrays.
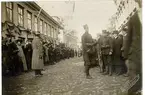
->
[[3, 57, 129, 95]]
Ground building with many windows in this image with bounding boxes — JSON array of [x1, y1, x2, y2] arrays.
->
[[1, 2, 63, 43]]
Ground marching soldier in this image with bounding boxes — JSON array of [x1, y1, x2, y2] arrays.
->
[[99, 30, 113, 76]]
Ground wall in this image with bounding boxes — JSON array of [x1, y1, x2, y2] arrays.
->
[[1, 2, 61, 41]]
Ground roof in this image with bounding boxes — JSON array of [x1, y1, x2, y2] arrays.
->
[[25, 2, 64, 29]]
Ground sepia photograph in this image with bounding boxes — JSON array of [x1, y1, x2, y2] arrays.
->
[[1, 0, 142, 95]]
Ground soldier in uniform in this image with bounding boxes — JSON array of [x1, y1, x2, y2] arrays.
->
[[81, 24, 95, 79], [32, 31, 44, 76], [99, 30, 113, 76]]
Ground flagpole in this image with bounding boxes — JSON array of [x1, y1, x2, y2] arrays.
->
[[37, 8, 42, 19]]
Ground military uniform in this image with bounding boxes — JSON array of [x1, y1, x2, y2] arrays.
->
[[98, 32, 113, 75], [82, 31, 94, 78]]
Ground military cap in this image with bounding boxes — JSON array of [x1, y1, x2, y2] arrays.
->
[[113, 30, 119, 34]]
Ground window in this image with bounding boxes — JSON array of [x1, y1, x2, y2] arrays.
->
[[18, 5, 24, 26], [54, 29, 57, 39], [47, 24, 50, 36], [27, 11, 32, 30], [53, 28, 55, 38], [44, 22, 47, 35], [51, 27, 54, 38], [53, 29, 56, 38], [50, 26, 52, 37], [34, 16, 38, 32], [40, 19, 43, 33], [6, 2, 13, 21]]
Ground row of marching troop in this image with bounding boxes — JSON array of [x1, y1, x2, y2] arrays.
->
[[2, 30, 82, 77]]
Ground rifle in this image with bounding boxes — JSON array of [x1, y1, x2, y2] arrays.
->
[[97, 44, 103, 73]]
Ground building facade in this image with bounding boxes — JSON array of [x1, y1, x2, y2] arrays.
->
[[1, 2, 63, 43], [112, 0, 140, 31]]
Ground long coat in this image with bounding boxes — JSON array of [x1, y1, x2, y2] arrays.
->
[[112, 35, 123, 65], [43, 44, 49, 63], [124, 10, 142, 94], [81, 32, 94, 66], [17, 45, 28, 71], [124, 12, 142, 74], [32, 37, 44, 70], [24, 43, 32, 70], [121, 34, 128, 58]]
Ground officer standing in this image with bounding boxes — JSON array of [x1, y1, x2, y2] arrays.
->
[[32, 31, 44, 76], [81, 24, 94, 79], [99, 30, 113, 76], [112, 30, 123, 75]]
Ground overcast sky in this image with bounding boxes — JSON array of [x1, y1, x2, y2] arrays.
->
[[36, 0, 117, 41]]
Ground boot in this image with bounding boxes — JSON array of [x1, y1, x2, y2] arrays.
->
[[86, 75, 92, 79]]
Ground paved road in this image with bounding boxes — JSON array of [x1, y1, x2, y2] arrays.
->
[[3, 57, 129, 95]]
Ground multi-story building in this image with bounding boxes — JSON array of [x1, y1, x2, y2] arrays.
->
[[1, 2, 63, 43], [112, 0, 140, 31]]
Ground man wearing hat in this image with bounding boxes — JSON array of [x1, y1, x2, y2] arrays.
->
[[121, 27, 129, 77], [32, 31, 44, 76], [98, 30, 113, 76], [112, 30, 123, 75], [81, 24, 95, 79]]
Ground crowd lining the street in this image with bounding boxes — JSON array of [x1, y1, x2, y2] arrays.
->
[[2, 33, 82, 76]]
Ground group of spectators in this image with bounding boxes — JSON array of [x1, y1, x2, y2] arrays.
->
[[2, 33, 82, 76]]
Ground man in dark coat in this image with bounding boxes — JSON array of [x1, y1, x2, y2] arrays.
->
[[112, 30, 123, 75], [98, 30, 113, 76], [81, 24, 94, 79], [24, 40, 32, 70], [124, 1, 142, 93], [121, 27, 128, 76]]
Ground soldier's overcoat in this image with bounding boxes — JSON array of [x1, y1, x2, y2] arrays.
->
[[81, 32, 93, 66], [112, 35, 123, 65], [32, 37, 44, 70]]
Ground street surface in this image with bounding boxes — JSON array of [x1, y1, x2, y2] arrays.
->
[[3, 57, 129, 95]]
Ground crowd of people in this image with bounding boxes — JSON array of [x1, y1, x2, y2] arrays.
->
[[82, 19, 141, 93], [2, 32, 82, 76], [82, 24, 141, 79]]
